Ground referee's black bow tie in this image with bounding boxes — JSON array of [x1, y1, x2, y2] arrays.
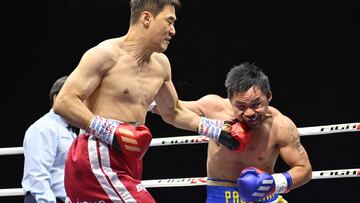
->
[[67, 125, 79, 134]]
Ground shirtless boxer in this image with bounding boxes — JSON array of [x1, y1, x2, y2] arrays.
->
[[150, 62, 312, 202], [53, 1, 244, 202]]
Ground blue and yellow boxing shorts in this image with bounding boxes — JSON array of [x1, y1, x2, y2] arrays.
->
[[206, 178, 288, 203]]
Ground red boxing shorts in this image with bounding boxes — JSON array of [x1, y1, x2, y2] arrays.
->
[[65, 134, 156, 203]]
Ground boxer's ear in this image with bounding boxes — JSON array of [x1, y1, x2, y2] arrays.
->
[[141, 11, 152, 28], [266, 91, 272, 102]]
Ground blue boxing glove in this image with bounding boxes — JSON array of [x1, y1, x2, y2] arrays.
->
[[237, 167, 292, 202]]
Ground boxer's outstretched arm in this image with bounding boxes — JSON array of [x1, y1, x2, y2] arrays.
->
[[153, 56, 237, 142], [153, 54, 228, 132], [154, 76, 201, 131], [150, 54, 197, 130]]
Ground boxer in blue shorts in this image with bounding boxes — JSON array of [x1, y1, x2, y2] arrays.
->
[[150, 62, 312, 202], [189, 63, 311, 202]]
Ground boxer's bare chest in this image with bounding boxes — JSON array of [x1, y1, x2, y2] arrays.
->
[[239, 128, 278, 168], [209, 119, 279, 176], [108, 58, 165, 105]]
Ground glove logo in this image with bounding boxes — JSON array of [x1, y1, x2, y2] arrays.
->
[[115, 123, 152, 159], [251, 179, 274, 197], [118, 128, 141, 152]]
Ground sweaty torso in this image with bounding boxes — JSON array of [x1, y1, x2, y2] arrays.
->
[[204, 98, 282, 181], [87, 38, 167, 123]]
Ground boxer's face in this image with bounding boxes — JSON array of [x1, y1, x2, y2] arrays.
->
[[230, 86, 271, 129], [146, 5, 176, 52]]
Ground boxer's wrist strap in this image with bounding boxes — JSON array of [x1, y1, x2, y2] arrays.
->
[[87, 115, 121, 144], [198, 117, 224, 141], [272, 172, 293, 194]]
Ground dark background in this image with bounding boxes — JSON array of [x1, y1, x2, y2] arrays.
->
[[1, 0, 360, 202]]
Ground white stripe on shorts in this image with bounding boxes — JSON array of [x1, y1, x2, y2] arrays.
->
[[88, 135, 137, 202]]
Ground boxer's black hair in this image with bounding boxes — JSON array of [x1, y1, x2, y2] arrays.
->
[[225, 62, 270, 98]]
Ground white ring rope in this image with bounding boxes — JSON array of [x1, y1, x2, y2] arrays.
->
[[0, 122, 359, 197], [0, 147, 23, 156], [1, 121, 359, 156], [0, 168, 359, 197]]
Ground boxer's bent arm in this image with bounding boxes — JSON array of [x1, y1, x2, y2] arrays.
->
[[154, 90, 223, 126], [278, 116, 312, 189], [150, 99, 205, 116], [54, 44, 116, 130], [179, 94, 227, 117], [178, 100, 204, 116]]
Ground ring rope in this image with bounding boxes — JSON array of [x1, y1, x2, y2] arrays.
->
[[1, 121, 359, 156], [0, 168, 359, 197], [0, 122, 359, 197]]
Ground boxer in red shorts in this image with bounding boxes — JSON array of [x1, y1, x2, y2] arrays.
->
[[54, 1, 243, 202]]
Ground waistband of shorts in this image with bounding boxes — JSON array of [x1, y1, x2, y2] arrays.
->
[[241, 193, 279, 203], [207, 178, 279, 203], [207, 178, 238, 187]]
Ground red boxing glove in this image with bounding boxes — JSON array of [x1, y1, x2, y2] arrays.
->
[[88, 115, 152, 159], [113, 123, 152, 160], [229, 121, 250, 152]]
